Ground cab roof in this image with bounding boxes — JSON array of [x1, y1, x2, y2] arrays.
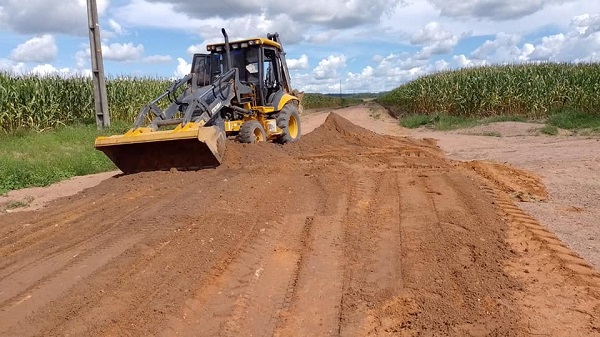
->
[[206, 38, 282, 52]]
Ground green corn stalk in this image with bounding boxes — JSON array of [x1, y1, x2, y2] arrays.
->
[[378, 63, 600, 119]]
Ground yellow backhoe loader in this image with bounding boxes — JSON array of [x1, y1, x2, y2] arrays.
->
[[95, 29, 302, 173]]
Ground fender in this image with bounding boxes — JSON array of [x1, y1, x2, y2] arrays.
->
[[272, 93, 299, 111]]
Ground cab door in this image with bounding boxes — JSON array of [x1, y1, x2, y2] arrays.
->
[[191, 54, 221, 86]]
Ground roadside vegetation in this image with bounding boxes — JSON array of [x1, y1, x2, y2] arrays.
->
[[0, 123, 131, 194], [301, 93, 363, 109], [399, 114, 527, 131], [0, 72, 365, 193], [0, 72, 362, 133], [0, 73, 169, 133], [379, 63, 600, 133]]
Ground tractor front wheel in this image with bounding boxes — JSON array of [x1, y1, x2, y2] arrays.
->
[[238, 120, 267, 144], [276, 103, 301, 143]]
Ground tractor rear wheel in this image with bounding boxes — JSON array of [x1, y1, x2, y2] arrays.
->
[[276, 103, 301, 143], [238, 120, 267, 144]]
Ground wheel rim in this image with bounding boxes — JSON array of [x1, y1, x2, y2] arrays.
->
[[253, 127, 265, 142], [288, 114, 299, 139]]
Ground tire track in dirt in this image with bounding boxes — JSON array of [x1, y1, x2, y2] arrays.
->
[[339, 168, 406, 336], [0, 184, 161, 277], [476, 181, 600, 334], [156, 165, 349, 337], [374, 170, 522, 336], [36, 169, 295, 337], [0, 234, 143, 333], [0, 187, 144, 253], [271, 174, 348, 336], [1, 111, 600, 336], [0, 174, 231, 336], [338, 169, 397, 336], [0, 179, 193, 297], [161, 212, 315, 337]]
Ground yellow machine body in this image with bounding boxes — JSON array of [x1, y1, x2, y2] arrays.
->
[[94, 29, 301, 174]]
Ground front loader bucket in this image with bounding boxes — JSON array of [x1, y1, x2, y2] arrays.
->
[[95, 125, 226, 174]]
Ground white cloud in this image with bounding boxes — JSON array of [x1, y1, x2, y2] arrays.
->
[[174, 57, 191, 77], [115, 0, 404, 46], [186, 43, 209, 55], [0, 0, 109, 35], [143, 55, 173, 64], [453, 54, 485, 68], [411, 22, 453, 45], [102, 43, 145, 62], [287, 54, 309, 70], [4, 0, 600, 95], [75, 50, 88, 69], [450, 12, 600, 65], [108, 19, 125, 35], [74, 42, 145, 67], [572, 13, 600, 36], [103, 19, 128, 39], [470, 33, 523, 62], [313, 55, 346, 80], [0, 59, 90, 77], [307, 31, 338, 44], [10, 35, 58, 63], [144, 0, 403, 29], [411, 22, 461, 59], [511, 14, 600, 62], [30, 64, 91, 77], [299, 50, 452, 93], [113, 0, 196, 31], [0, 58, 26, 75], [427, 0, 573, 21]]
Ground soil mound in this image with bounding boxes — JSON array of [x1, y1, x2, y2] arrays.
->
[[295, 112, 404, 149], [221, 141, 290, 170], [288, 113, 444, 168]]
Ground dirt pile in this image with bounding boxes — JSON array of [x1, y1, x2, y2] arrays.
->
[[293, 112, 440, 152], [0, 112, 599, 336]]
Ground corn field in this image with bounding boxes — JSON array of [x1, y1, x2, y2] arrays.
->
[[378, 63, 600, 118], [0, 72, 357, 133], [301, 93, 362, 109], [0, 73, 171, 133]]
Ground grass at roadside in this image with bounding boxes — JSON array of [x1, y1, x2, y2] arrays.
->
[[399, 113, 526, 131], [547, 109, 600, 130], [540, 125, 559, 135], [0, 123, 129, 194], [398, 110, 600, 136]]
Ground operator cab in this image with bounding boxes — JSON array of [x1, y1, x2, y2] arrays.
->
[[204, 38, 289, 107]]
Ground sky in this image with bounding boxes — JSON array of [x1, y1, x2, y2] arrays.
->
[[1, 0, 600, 93]]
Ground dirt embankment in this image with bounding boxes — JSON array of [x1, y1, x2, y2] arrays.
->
[[1, 112, 599, 336]]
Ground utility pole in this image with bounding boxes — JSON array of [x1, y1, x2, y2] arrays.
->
[[86, 0, 110, 129], [339, 78, 343, 108]]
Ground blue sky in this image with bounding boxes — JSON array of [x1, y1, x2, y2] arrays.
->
[[1, 0, 600, 93]]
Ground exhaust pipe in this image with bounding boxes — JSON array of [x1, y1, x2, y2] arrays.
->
[[222, 28, 232, 72]]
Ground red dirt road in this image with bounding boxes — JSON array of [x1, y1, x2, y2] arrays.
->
[[1, 112, 600, 336]]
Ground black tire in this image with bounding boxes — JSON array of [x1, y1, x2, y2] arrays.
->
[[276, 103, 301, 143], [238, 120, 267, 144]]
